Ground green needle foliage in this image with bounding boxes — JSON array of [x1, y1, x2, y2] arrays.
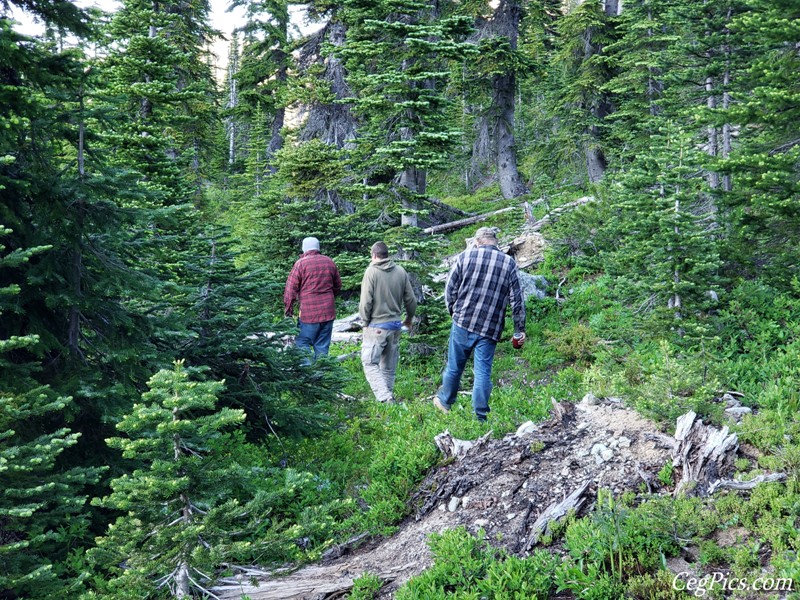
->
[[1, 227, 104, 599], [88, 362, 247, 598]]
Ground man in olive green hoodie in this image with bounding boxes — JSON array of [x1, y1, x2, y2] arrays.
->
[[359, 241, 417, 403]]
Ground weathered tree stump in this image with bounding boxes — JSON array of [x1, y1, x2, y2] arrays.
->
[[672, 411, 739, 496]]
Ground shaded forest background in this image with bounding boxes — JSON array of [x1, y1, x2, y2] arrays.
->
[[1, 0, 799, 597]]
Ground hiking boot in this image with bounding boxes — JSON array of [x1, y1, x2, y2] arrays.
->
[[433, 396, 450, 414]]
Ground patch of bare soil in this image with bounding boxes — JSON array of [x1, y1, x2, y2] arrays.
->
[[213, 397, 673, 599]]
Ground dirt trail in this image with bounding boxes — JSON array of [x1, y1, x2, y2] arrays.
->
[[213, 397, 672, 599]]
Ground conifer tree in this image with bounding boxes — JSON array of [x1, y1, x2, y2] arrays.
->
[[605, 125, 721, 328], [0, 227, 103, 599], [103, 0, 217, 205], [547, 0, 615, 183], [339, 0, 475, 226], [89, 362, 246, 598], [602, 0, 673, 164], [1, 0, 161, 462], [464, 0, 528, 198], [720, 0, 800, 283], [172, 228, 347, 439], [231, 0, 291, 173]]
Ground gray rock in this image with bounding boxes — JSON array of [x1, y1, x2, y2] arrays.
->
[[581, 392, 599, 406], [518, 273, 548, 300], [725, 406, 752, 421], [722, 393, 740, 408], [591, 443, 613, 464], [448, 497, 461, 512], [515, 421, 537, 436]]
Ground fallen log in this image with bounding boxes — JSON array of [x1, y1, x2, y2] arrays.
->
[[529, 196, 594, 232], [422, 206, 518, 235], [425, 196, 475, 217], [708, 473, 787, 494], [212, 562, 415, 600]]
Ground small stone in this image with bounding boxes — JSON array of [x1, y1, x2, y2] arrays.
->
[[618, 436, 632, 448], [438, 503, 446, 512], [576, 422, 590, 430], [448, 497, 461, 512], [507, 513, 516, 521], [462, 496, 470, 509], [501, 489, 512, 498], [474, 519, 490, 528], [561, 466, 571, 476], [581, 392, 599, 406], [608, 438, 619, 449], [592, 443, 613, 464], [516, 421, 537, 436], [725, 406, 752, 421], [722, 393, 740, 408]]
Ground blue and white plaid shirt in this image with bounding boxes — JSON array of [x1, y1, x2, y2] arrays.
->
[[445, 244, 526, 342]]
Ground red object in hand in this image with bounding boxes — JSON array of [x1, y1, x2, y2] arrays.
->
[[512, 333, 525, 349]]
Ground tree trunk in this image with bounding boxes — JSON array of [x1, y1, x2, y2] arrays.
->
[[603, 0, 621, 16], [706, 73, 720, 190], [721, 8, 733, 192], [265, 16, 288, 174], [227, 35, 239, 166], [299, 21, 357, 148], [492, 0, 527, 199], [585, 137, 607, 183], [398, 165, 425, 227]]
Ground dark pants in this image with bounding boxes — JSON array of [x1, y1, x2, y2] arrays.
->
[[296, 319, 334, 361]]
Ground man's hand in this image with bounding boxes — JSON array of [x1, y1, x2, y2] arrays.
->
[[512, 332, 526, 349], [403, 318, 413, 331]]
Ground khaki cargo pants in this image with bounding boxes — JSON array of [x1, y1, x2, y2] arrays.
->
[[361, 327, 402, 402]]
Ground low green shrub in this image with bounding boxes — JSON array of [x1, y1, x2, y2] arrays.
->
[[348, 572, 383, 599], [396, 528, 558, 600]]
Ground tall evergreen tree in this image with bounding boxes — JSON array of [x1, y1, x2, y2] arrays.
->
[[0, 227, 103, 599], [172, 227, 347, 439], [720, 0, 800, 283], [466, 0, 528, 198], [104, 0, 217, 206], [339, 0, 475, 226], [230, 0, 291, 173], [604, 125, 721, 328], [548, 0, 615, 183]]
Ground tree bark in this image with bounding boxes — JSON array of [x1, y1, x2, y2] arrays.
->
[[492, 0, 527, 199], [398, 165, 426, 227], [422, 205, 518, 234], [226, 35, 239, 166]]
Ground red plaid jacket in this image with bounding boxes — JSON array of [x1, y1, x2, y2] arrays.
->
[[283, 250, 341, 323]]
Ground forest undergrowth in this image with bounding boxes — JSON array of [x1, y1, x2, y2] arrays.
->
[[260, 201, 800, 599]]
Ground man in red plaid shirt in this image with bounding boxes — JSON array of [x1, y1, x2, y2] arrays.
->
[[284, 237, 342, 361]]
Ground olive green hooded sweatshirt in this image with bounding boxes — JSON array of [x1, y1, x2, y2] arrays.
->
[[359, 258, 417, 326]]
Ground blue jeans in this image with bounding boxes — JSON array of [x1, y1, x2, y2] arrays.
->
[[296, 319, 334, 361], [437, 323, 497, 420]]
